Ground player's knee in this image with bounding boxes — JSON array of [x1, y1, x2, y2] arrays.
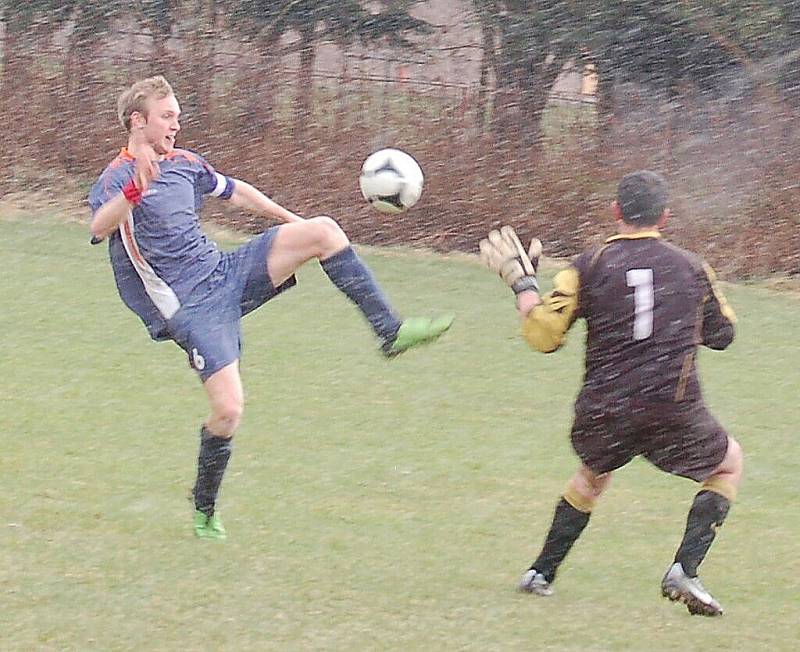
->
[[214, 398, 244, 434], [309, 215, 349, 253], [725, 437, 743, 473], [572, 466, 611, 499], [586, 469, 611, 495]]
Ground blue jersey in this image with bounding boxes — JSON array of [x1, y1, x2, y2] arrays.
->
[[89, 148, 235, 340]]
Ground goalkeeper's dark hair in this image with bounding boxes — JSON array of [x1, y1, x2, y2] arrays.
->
[[617, 170, 669, 225]]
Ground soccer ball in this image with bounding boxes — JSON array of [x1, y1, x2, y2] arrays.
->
[[359, 148, 424, 214]]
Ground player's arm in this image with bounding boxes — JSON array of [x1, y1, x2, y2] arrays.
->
[[90, 192, 137, 241], [90, 153, 159, 242], [479, 226, 579, 353], [520, 266, 580, 353], [228, 179, 305, 224], [700, 262, 736, 350]]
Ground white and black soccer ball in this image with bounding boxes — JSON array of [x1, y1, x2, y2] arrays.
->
[[359, 148, 424, 214]]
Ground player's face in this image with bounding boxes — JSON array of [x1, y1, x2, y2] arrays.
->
[[140, 94, 181, 155]]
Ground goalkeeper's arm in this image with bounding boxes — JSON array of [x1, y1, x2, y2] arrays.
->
[[520, 266, 580, 353], [479, 225, 578, 353], [479, 226, 542, 295], [699, 262, 736, 350], [516, 289, 542, 318]]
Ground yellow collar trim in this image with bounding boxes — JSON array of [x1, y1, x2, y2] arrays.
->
[[605, 231, 662, 243]]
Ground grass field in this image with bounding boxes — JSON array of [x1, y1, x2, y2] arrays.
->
[[1, 214, 799, 651]]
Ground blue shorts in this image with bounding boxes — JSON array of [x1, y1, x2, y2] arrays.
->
[[166, 228, 296, 382]]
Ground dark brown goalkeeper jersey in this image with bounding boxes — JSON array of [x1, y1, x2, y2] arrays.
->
[[523, 231, 736, 411]]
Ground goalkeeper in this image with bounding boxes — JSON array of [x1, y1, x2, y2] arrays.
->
[[480, 170, 742, 617]]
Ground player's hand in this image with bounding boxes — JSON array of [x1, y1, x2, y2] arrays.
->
[[479, 226, 541, 295], [134, 150, 160, 193]]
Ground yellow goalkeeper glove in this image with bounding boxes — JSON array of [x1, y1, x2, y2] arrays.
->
[[479, 226, 542, 295]]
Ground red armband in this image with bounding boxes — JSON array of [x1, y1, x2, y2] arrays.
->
[[122, 179, 143, 205]]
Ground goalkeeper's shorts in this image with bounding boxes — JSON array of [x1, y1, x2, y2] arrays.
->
[[570, 400, 729, 482]]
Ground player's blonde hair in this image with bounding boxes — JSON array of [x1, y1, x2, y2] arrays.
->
[[117, 75, 175, 132]]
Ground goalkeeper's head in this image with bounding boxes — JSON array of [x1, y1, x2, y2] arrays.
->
[[616, 170, 669, 226]]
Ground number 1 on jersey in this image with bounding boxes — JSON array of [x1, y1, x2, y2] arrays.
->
[[626, 268, 654, 340]]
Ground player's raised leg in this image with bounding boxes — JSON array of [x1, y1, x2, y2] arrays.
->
[[192, 361, 243, 539], [519, 465, 611, 595], [267, 216, 452, 355], [662, 436, 743, 616]]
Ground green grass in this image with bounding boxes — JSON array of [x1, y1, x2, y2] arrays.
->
[[1, 214, 798, 651]]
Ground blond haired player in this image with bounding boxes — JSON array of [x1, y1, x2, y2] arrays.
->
[[89, 76, 452, 539]]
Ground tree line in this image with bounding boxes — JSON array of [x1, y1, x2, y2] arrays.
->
[[1, 1, 799, 145]]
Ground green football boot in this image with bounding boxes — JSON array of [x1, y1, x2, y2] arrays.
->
[[382, 315, 454, 357], [205, 513, 227, 539], [193, 509, 227, 540]]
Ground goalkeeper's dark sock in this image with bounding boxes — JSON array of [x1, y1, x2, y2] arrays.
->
[[193, 426, 233, 518], [530, 494, 592, 583], [320, 246, 401, 342], [673, 481, 734, 577]]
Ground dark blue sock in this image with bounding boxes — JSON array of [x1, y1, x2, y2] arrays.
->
[[320, 246, 401, 342], [193, 426, 233, 517]]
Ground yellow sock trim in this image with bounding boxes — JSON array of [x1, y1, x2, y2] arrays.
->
[[701, 477, 737, 502], [563, 485, 595, 514]]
